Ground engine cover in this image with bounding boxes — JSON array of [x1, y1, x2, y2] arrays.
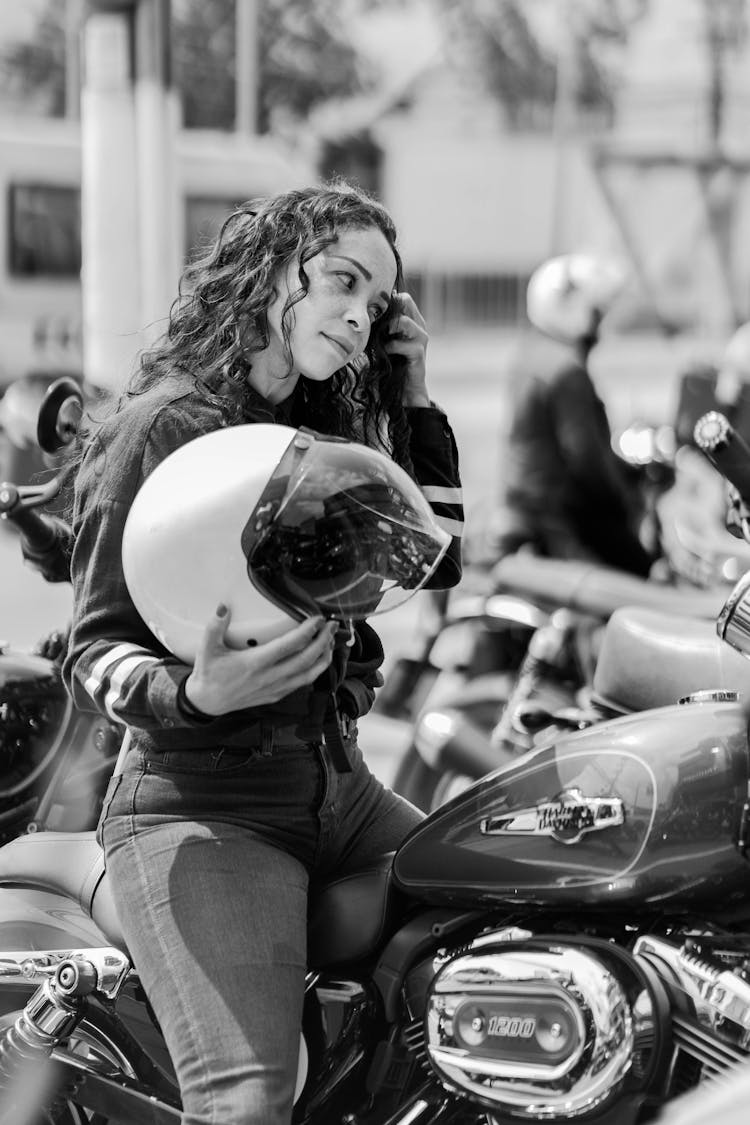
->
[[424, 937, 666, 1119]]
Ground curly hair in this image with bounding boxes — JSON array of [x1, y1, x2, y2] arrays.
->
[[125, 179, 415, 471]]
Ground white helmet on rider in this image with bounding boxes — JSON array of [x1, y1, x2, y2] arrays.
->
[[122, 423, 450, 663], [526, 253, 626, 345]]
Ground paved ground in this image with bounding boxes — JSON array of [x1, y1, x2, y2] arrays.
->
[[0, 328, 699, 785]]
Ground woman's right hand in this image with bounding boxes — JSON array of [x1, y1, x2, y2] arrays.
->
[[183, 605, 338, 717]]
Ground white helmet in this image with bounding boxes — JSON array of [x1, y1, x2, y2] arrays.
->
[[526, 253, 626, 344], [122, 423, 451, 663]]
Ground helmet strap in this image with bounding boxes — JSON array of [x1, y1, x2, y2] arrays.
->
[[322, 690, 354, 773]]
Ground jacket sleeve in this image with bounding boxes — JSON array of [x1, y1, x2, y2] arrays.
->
[[20, 514, 74, 583], [406, 405, 463, 589], [62, 413, 219, 732], [64, 495, 207, 731]]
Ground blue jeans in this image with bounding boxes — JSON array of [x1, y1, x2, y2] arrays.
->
[[99, 735, 423, 1125]]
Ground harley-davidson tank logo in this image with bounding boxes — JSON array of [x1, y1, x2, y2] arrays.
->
[[480, 787, 624, 845]]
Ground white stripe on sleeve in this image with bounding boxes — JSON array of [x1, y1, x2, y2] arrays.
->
[[421, 485, 464, 505], [103, 654, 160, 721], [84, 642, 157, 703]]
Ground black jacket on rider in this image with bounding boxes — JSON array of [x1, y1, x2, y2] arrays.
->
[[495, 329, 653, 577], [62, 372, 463, 753]]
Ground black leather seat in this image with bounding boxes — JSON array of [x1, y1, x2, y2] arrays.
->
[[0, 831, 398, 969], [593, 606, 750, 713]]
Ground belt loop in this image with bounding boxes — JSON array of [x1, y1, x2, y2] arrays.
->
[[259, 724, 275, 757]]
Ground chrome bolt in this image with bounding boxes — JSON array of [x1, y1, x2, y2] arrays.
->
[[549, 1022, 562, 1039], [471, 1016, 484, 1033], [58, 966, 77, 990]]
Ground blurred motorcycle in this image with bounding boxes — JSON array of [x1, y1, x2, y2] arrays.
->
[[385, 419, 750, 812], [0, 377, 120, 841]]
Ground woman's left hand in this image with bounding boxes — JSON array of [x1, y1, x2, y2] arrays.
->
[[385, 292, 431, 408]]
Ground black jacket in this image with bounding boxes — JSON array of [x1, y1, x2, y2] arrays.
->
[[63, 372, 463, 751], [497, 330, 652, 577]]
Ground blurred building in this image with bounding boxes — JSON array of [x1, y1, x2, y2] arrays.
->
[[1, 0, 750, 394], [316, 0, 750, 340], [0, 0, 314, 392]]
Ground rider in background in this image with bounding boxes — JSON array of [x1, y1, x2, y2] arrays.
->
[[491, 253, 654, 577]]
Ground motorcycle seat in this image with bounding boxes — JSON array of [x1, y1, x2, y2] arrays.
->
[[592, 606, 750, 713], [492, 555, 725, 622], [0, 831, 399, 970]]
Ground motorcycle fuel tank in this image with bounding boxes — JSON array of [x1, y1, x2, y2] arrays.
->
[[394, 700, 750, 911]]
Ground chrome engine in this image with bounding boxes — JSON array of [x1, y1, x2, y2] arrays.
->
[[417, 926, 750, 1121]]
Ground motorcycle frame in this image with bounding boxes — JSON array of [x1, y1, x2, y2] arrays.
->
[[0, 891, 443, 1125]]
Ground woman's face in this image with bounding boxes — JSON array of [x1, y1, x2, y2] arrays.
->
[[262, 224, 398, 385]]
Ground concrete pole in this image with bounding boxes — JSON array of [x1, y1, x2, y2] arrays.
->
[[80, 0, 179, 393], [133, 0, 180, 343], [235, 0, 259, 134], [80, 9, 142, 393]]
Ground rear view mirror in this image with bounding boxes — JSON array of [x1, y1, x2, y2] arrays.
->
[[36, 377, 83, 454]]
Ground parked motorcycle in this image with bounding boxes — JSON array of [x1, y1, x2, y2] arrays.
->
[[0, 377, 120, 842], [3, 418, 750, 1123], [2, 599, 750, 1119], [392, 558, 737, 811], [386, 418, 750, 813]]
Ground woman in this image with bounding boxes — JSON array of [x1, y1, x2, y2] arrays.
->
[[63, 181, 463, 1124]]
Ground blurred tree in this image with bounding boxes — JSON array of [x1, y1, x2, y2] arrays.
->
[[173, 0, 375, 133], [0, 0, 67, 118], [0, 0, 377, 134], [433, 0, 650, 130]]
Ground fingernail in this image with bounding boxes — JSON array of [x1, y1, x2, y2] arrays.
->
[[216, 604, 227, 618]]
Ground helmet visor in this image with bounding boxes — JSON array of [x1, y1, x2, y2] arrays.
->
[[241, 430, 451, 621]]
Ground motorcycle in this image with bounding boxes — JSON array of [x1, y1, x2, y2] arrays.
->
[[0, 377, 120, 843], [390, 557, 735, 811], [386, 420, 750, 813], [2, 422, 750, 1122]]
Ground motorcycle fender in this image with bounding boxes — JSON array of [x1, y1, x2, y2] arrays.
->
[[0, 885, 111, 952]]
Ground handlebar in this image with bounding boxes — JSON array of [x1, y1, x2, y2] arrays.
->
[[0, 474, 73, 581], [693, 412, 750, 503]]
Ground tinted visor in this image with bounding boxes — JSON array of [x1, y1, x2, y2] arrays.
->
[[241, 431, 451, 621]]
